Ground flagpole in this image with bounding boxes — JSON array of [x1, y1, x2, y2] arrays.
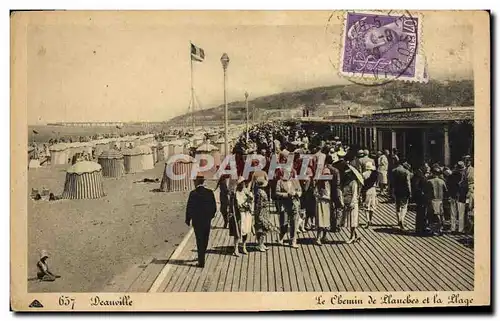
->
[[190, 43, 195, 134]]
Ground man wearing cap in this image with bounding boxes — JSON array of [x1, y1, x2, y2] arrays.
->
[[391, 159, 412, 230], [350, 150, 364, 174], [359, 149, 376, 173], [186, 175, 217, 267]]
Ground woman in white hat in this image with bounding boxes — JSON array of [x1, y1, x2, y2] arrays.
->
[[229, 176, 254, 256], [362, 162, 378, 228]]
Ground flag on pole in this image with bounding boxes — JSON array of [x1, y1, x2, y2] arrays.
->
[[190, 43, 205, 62]]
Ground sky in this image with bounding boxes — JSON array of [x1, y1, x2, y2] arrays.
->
[[25, 11, 474, 124]]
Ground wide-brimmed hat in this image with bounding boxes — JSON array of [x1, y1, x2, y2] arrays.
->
[[431, 166, 442, 175], [237, 176, 246, 185], [365, 162, 375, 171], [337, 149, 347, 158], [357, 150, 365, 157], [456, 161, 466, 170], [364, 149, 370, 155], [40, 250, 49, 260]]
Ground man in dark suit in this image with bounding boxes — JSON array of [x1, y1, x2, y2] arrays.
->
[[185, 175, 217, 268]]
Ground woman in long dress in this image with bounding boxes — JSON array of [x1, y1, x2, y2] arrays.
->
[[377, 151, 389, 194], [229, 176, 254, 256], [343, 169, 361, 243], [299, 166, 316, 230], [314, 168, 331, 245], [362, 162, 378, 228], [253, 177, 278, 252]]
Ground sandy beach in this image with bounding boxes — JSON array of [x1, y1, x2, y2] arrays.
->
[[27, 161, 201, 292]]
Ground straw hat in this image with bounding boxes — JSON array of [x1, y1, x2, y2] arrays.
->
[[337, 149, 347, 158], [357, 150, 365, 157], [456, 161, 466, 170], [365, 162, 375, 171], [237, 176, 246, 185]]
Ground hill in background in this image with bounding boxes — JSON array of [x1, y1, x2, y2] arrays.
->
[[167, 79, 474, 125]]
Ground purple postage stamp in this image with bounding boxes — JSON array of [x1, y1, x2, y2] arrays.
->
[[340, 11, 427, 83]]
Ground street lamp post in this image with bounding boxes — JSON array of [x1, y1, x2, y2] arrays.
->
[[220, 53, 230, 156], [245, 91, 249, 142]]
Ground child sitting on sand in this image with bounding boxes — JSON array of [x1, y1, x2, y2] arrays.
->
[[37, 250, 60, 282]]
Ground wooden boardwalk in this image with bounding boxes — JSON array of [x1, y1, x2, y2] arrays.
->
[[145, 196, 474, 292]]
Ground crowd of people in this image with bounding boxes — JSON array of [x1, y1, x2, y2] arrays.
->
[[186, 121, 475, 268]]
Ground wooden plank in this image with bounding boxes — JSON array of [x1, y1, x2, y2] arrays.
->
[[376, 205, 472, 290], [201, 217, 229, 291], [271, 214, 284, 291], [289, 234, 306, 291], [301, 231, 324, 291], [368, 208, 452, 291], [336, 228, 373, 291], [246, 238, 255, 292], [176, 247, 198, 292], [222, 254, 236, 291], [265, 233, 275, 292], [324, 233, 363, 291], [253, 240, 262, 291], [283, 234, 299, 292], [378, 202, 475, 264], [360, 224, 436, 291], [209, 229, 232, 292], [316, 232, 348, 292], [260, 241, 269, 292], [305, 230, 334, 292], [352, 227, 405, 291], [192, 214, 227, 292], [295, 233, 315, 291], [301, 230, 329, 292], [337, 227, 380, 291], [160, 265, 179, 292], [320, 234, 354, 291]]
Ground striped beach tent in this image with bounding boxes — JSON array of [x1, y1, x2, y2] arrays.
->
[[94, 139, 110, 157], [123, 145, 154, 173], [49, 143, 69, 165], [98, 149, 124, 178], [195, 142, 221, 177], [160, 157, 195, 192], [62, 161, 105, 199]]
